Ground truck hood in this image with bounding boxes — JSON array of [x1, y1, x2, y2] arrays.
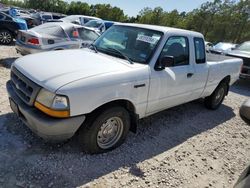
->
[[13, 49, 137, 92]]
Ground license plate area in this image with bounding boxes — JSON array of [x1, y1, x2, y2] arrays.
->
[[9, 98, 20, 116]]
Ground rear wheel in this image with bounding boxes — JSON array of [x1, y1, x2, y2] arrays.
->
[[78, 106, 131, 154], [204, 82, 228, 110], [0, 30, 13, 45]]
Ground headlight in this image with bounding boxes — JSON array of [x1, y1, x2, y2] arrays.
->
[[34, 89, 70, 118]]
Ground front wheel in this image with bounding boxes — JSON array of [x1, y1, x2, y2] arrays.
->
[[78, 106, 131, 154], [204, 82, 228, 110], [0, 30, 13, 45]]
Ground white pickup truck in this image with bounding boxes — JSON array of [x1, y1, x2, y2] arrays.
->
[[7, 23, 242, 153]]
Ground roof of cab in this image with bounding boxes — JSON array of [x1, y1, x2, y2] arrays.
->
[[115, 23, 203, 37]]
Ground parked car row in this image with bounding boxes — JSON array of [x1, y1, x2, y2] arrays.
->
[[48, 15, 100, 25], [0, 6, 115, 46]]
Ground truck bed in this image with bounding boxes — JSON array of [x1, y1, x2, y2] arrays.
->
[[206, 53, 236, 62]]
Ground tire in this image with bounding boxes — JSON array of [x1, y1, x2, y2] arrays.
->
[[240, 99, 250, 125], [78, 106, 131, 154], [204, 82, 228, 110], [0, 29, 13, 45]]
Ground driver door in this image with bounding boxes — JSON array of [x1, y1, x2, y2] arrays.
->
[[146, 36, 195, 114]]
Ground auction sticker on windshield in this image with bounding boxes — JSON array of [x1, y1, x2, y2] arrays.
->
[[136, 35, 159, 44]]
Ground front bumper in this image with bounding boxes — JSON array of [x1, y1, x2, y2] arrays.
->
[[6, 80, 86, 142]]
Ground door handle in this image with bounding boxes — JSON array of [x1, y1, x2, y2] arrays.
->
[[134, 84, 146, 88], [187, 73, 194, 78]]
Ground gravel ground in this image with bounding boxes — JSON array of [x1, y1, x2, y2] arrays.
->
[[0, 45, 249, 188]]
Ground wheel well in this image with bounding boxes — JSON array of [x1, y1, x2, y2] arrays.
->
[[0, 28, 14, 36], [220, 75, 231, 95], [86, 100, 138, 133]]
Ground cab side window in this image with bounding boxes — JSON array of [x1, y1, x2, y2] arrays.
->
[[194, 37, 206, 64], [160, 36, 189, 66]]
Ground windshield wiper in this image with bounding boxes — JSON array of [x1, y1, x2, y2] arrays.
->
[[107, 47, 133, 64], [89, 43, 98, 53]]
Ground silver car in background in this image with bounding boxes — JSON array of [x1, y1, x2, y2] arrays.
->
[[60, 15, 101, 25], [205, 41, 214, 52], [16, 22, 100, 55], [210, 42, 237, 54]]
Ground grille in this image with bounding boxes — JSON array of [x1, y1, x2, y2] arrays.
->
[[11, 67, 41, 106]]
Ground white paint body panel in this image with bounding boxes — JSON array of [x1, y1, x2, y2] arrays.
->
[[12, 23, 243, 118]]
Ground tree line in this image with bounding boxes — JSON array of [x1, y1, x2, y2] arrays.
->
[[1, 0, 249, 43]]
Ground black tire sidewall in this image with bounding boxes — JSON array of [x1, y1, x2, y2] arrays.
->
[[206, 82, 227, 110], [79, 106, 131, 154]]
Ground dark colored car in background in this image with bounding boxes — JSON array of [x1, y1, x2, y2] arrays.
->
[[227, 41, 250, 80], [0, 12, 27, 44], [0, 8, 35, 29]]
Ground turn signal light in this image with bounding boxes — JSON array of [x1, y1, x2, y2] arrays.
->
[[34, 101, 70, 118]]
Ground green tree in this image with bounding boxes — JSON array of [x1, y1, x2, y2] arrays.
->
[[90, 4, 126, 21], [67, 1, 90, 15]]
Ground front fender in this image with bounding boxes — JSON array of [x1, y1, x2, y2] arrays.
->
[[57, 69, 150, 118]]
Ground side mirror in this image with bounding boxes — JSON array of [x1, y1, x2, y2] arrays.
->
[[156, 56, 174, 70]]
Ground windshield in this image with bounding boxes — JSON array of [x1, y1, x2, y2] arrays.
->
[[94, 25, 163, 64], [84, 20, 103, 28], [235, 42, 250, 52]]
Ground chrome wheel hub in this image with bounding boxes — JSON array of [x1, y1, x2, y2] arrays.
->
[[97, 117, 124, 149], [0, 32, 12, 44]]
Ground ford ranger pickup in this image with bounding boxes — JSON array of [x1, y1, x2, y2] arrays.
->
[[7, 23, 243, 153]]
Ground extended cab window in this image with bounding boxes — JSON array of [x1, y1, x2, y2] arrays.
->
[[160, 36, 189, 66], [194, 38, 206, 64]]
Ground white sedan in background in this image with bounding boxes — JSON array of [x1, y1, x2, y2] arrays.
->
[[15, 22, 100, 55]]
